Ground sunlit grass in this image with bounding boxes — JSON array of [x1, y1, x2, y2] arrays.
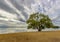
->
[[0, 31, 60, 42]]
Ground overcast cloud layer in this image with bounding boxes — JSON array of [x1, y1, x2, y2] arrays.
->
[[0, 0, 60, 33]]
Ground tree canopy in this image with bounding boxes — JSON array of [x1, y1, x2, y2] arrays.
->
[[26, 13, 59, 31]]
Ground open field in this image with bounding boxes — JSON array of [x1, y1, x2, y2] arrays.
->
[[0, 31, 60, 42]]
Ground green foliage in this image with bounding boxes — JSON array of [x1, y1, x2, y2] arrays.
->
[[52, 26, 60, 28], [26, 13, 59, 31]]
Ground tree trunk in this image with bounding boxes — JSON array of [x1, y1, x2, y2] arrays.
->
[[38, 28, 42, 31]]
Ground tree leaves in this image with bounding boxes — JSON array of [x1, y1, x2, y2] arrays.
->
[[26, 13, 59, 31]]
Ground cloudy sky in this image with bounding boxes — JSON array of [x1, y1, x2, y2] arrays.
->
[[0, 0, 60, 33]]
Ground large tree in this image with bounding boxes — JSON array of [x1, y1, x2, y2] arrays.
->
[[26, 13, 59, 31]]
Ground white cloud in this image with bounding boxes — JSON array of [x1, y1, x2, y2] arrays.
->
[[0, 0, 60, 33]]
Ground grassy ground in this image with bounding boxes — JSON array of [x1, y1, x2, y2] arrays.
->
[[0, 31, 60, 42]]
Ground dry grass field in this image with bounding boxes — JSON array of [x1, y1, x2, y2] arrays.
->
[[0, 31, 60, 42]]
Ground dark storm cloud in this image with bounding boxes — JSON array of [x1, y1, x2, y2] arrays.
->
[[0, 0, 26, 22], [0, 0, 60, 25], [0, 0, 17, 14], [0, 0, 35, 22], [9, 0, 29, 20]]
